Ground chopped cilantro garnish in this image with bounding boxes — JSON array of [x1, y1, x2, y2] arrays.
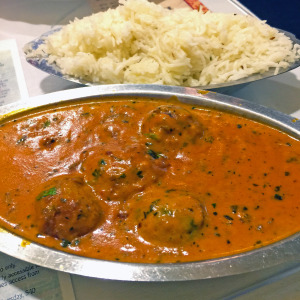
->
[[137, 170, 143, 178], [92, 169, 101, 178], [17, 135, 27, 144], [36, 187, 57, 201], [74, 239, 80, 246], [147, 149, 160, 159], [43, 120, 51, 128], [145, 133, 158, 140], [230, 205, 237, 213], [99, 159, 106, 165], [224, 215, 233, 221], [61, 239, 71, 248], [166, 189, 176, 193]]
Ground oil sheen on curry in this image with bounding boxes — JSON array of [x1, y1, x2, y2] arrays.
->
[[0, 97, 299, 263]]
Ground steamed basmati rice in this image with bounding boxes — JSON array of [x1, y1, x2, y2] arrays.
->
[[32, 0, 300, 86]]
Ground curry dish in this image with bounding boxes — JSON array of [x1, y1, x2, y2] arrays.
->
[[0, 97, 299, 263]]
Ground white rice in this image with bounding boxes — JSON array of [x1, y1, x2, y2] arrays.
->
[[32, 0, 300, 86]]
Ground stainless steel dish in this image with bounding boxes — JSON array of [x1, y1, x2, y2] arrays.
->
[[23, 28, 300, 93], [0, 84, 299, 281]]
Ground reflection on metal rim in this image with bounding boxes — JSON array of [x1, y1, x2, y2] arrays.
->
[[0, 84, 299, 281]]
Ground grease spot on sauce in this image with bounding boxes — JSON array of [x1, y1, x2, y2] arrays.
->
[[21, 239, 31, 247]]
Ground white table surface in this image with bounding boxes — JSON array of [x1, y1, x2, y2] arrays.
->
[[1, 0, 300, 299]]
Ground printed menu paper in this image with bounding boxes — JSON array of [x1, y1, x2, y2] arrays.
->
[[0, 39, 28, 106], [0, 252, 75, 300], [0, 39, 76, 300]]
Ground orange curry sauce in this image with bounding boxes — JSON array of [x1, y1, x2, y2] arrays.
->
[[0, 97, 299, 263]]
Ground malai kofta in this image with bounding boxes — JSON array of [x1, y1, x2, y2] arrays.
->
[[0, 97, 299, 263]]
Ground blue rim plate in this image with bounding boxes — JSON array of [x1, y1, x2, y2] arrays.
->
[[23, 27, 300, 92]]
